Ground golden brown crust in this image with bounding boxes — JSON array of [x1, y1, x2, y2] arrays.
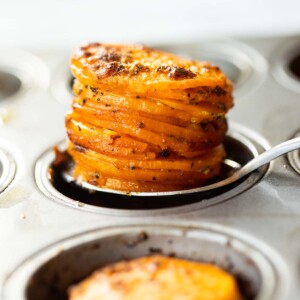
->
[[71, 43, 229, 93], [69, 256, 243, 300]]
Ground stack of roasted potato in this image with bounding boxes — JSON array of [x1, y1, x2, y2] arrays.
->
[[66, 43, 234, 192]]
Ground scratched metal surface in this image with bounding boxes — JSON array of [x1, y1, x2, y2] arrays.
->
[[0, 36, 299, 299]]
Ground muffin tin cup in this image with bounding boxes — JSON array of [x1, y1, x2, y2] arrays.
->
[[34, 121, 270, 216], [271, 37, 300, 93], [0, 49, 49, 104], [1, 223, 289, 300]]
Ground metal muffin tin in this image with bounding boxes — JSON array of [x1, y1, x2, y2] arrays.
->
[[1, 37, 300, 299], [1, 224, 289, 300]]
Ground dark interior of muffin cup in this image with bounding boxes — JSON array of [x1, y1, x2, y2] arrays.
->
[[0, 70, 22, 101], [287, 49, 300, 81], [25, 230, 261, 300]]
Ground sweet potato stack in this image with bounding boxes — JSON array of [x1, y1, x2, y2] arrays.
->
[[66, 43, 234, 192]]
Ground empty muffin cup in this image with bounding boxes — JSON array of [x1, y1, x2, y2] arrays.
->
[[272, 38, 300, 93]]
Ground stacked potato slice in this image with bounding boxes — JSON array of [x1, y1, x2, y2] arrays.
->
[[66, 43, 234, 192]]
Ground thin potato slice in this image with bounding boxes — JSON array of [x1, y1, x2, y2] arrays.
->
[[70, 150, 221, 185], [68, 141, 224, 172]]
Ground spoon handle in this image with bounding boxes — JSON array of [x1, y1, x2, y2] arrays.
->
[[237, 137, 300, 178]]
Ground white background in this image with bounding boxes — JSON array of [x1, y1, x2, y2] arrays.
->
[[1, 0, 300, 48]]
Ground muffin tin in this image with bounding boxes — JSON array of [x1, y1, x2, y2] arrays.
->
[[0, 37, 300, 299], [2, 224, 288, 300]]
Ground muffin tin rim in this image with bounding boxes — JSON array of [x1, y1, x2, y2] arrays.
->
[[0, 143, 17, 194]]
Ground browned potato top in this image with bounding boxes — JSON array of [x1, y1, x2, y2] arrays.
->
[[71, 43, 228, 94]]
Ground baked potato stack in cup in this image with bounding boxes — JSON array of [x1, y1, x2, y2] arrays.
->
[[66, 43, 234, 192], [69, 255, 243, 300]]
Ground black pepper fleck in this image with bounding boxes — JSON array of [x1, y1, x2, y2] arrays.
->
[[138, 122, 145, 128], [159, 149, 170, 158], [157, 66, 196, 80], [213, 86, 227, 96], [90, 87, 98, 93]]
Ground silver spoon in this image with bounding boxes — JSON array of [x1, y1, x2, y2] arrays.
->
[[63, 137, 300, 197]]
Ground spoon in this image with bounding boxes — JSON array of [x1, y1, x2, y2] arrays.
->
[[63, 137, 300, 197]]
